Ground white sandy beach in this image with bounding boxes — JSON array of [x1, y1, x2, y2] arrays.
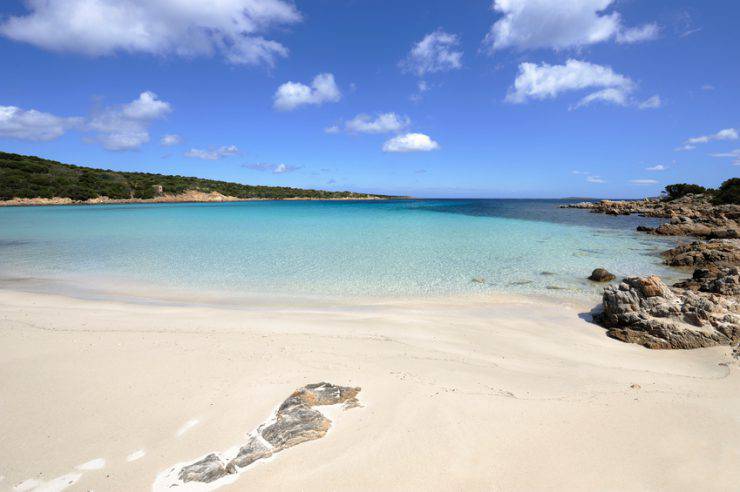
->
[[0, 288, 738, 491]]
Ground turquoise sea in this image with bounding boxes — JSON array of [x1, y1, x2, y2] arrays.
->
[[0, 199, 680, 302]]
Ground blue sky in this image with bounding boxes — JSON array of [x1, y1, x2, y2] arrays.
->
[[0, 0, 738, 198]]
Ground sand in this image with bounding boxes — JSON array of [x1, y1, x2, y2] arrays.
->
[[0, 288, 738, 491]]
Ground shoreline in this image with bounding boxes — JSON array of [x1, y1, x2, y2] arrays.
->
[[563, 194, 739, 351], [0, 193, 397, 208], [0, 287, 737, 491]]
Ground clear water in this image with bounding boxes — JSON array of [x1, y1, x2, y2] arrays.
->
[[0, 199, 680, 302]]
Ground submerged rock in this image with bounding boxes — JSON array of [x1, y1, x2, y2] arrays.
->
[[595, 275, 739, 349], [588, 268, 615, 282]]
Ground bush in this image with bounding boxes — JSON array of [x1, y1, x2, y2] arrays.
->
[[663, 183, 708, 201], [133, 185, 157, 199], [713, 178, 740, 205], [67, 186, 98, 201]]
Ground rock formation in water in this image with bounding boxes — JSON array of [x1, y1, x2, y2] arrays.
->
[[662, 239, 740, 268], [175, 382, 361, 484], [565, 194, 739, 351], [588, 268, 615, 282], [562, 194, 740, 239]]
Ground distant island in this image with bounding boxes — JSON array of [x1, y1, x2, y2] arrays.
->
[[0, 151, 397, 205]]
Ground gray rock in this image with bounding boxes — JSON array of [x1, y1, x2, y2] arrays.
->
[[177, 383, 362, 483], [662, 239, 740, 268], [179, 454, 228, 483], [261, 382, 361, 450], [595, 275, 739, 350], [261, 402, 331, 450], [674, 267, 740, 296], [226, 436, 273, 472]]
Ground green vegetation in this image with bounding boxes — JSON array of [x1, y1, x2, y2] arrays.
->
[[0, 151, 393, 201], [713, 178, 740, 205], [661, 179, 739, 205], [662, 183, 708, 201]]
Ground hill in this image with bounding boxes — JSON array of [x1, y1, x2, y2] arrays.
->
[[0, 151, 393, 203]]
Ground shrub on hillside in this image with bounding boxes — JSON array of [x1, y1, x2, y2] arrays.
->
[[713, 178, 740, 205], [662, 183, 709, 201]]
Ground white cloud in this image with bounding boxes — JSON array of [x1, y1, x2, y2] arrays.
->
[[273, 73, 341, 111], [0, 105, 81, 141], [400, 29, 462, 76], [410, 81, 431, 102], [483, 0, 658, 52], [88, 91, 171, 150], [685, 128, 738, 145], [637, 95, 661, 110], [678, 128, 738, 150], [586, 175, 605, 183], [571, 170, 590, 175], [646, 164, 667, 171], [630, 179, 659, 185], [0, 0, 300, 66], [160, 134, 181, 146], [382, 133, 440, 153], [616, 23, 659, 44], [701, 84, 715, 91], [710, 149, 740, 165], [573, 87, 629, 109], [324, 125, 340, 134], [507, 59, 633, 105], [185, 145, 239, 160], [344, 113, 410, 134], [243, 162, 300, 173]]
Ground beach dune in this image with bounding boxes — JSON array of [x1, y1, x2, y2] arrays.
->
[[0, 289, 738, 491]]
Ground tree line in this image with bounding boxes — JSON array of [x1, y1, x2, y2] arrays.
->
[[0, 151, 394, 201], [663, 179, 739, 205]]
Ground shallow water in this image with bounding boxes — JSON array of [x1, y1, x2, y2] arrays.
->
[[0, 199, 680, 302]]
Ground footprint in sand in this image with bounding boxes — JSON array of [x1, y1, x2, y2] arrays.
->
[[13, 473, 82, 492], [176, 418, 200, 438], [76, 458, 106, 470], [127, 449, 147, 462], [12, 459, 102, 491]]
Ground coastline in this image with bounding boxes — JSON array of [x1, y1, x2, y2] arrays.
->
[[0, 287, 737, 491], [0, 191, 395, 208]]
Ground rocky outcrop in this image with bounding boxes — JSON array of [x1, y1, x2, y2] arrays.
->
[[588, 268, 615, 282], [562, 194, 740, 239], [179, 454, 229, 483], [673, 266, 740, 296], [562, 199, 657, 216], [595, 275, 739, 350], [225, 436, 273, 472], [162, 382, 361, 486], [662, 239, 740, 268], [260, 383, 359, 451], [567, 195, 739, 350], [643, 218, 738, 239]]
